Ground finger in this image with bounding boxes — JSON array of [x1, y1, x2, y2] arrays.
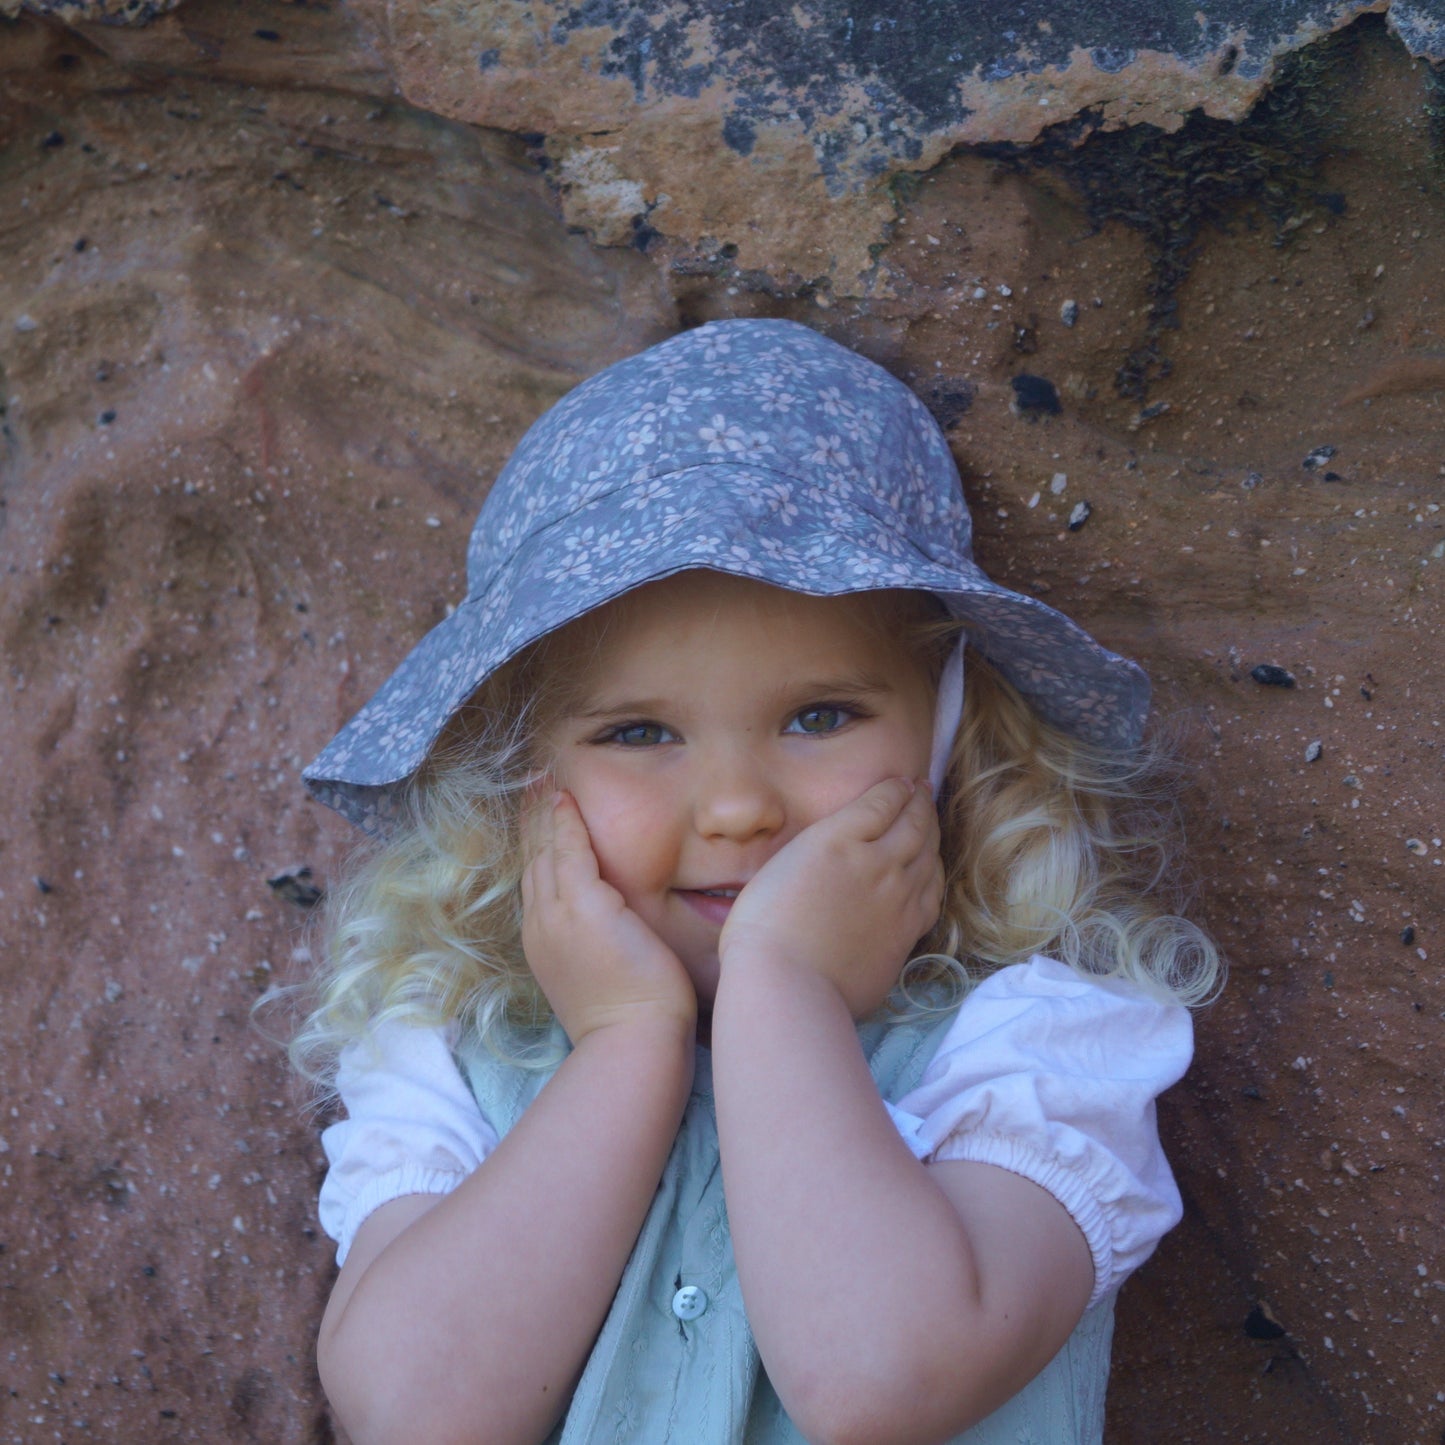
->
[[548, 792, 604, 887], [840, 776, 917, 842], [892, 778, 941, 844], [519, 783, 558, 865], [864, 779, 938, 861]]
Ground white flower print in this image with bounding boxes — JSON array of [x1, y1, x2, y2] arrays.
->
[[545, 539, 594, 583], [758, 482, 798, 523], [760, 389, 798, 414], [623, 420, 657, 456], [809, 433, 849, 468], [654, 387, 690, 420], [657, 505, 700, 536], [620, 477, 673, 510], [699, 414, 750, 454]]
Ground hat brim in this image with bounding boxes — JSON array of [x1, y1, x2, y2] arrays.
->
[[303, 462, 1147, 832]]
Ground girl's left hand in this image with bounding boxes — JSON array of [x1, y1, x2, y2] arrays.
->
[[717, 776, 944, 1018]]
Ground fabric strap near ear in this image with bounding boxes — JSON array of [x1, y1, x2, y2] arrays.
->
[[928, 637, 965, 797]]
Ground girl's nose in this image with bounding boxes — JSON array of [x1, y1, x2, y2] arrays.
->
[[692, 748, 786, 842]]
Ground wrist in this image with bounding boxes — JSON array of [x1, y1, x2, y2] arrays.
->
[[714, 950, 847, 1018], [569, 1000, 699, 1056]]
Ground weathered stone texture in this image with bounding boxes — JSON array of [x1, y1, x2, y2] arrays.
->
[[339, 0, 1445, 289], [1, 3, 1441, 1441]]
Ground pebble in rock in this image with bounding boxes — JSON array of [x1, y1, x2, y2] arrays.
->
[[1059, 299, 1079, 327], [1250, 664, 1296, 688], [1010, 373, 1061, 417], [267, 867, 323, 909], [1243, 1303, 1287, 1341], [1067, 500, 1092, 532], [1401, 925, 1416, 945], [1302, 445, 1337, 470], [1304, 740, 1323, 762]]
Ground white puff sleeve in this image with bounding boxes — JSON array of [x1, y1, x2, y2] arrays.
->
[[890, 955, 1193, 1308], [318, 1020, 498, 1266]]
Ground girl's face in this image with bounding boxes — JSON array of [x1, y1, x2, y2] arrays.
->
[[536, 571, 938, 1005]]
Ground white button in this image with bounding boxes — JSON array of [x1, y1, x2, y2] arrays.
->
[[671, 1284, 707, 1321]]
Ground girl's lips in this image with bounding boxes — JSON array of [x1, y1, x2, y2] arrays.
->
[[678, 887, 741, 926]]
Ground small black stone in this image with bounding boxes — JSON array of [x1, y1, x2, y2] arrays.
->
[[36, 877, 53, 894], [1250, 664, 1296, 688], [630, 215, 661, 253], [1241, 1084, 1263, 1100], [253, 28, 282, 41], [1401, 925, 1416, 946], [42, 131, 65, 149], [1302, 445, 1337, 470], [1010, 373, 1061, 416], [267, 867, 323, 909], [1244, 1303, 1287, 1340], [99, 410, 116, 425], [1323, 471, 1343, 482], [73, 237, 88, 253]]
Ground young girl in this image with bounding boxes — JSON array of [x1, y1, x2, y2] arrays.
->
[[296, 318, 1218, 1445]]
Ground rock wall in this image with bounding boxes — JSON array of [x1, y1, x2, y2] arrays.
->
[[1, 3, 1441, 1441]]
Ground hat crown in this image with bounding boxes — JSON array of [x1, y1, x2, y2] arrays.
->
[[465, 319, 973, 597]]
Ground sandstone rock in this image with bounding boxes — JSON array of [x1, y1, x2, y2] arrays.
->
[[0, 19, 672, 1438], [344, 0, 1445, 290], [1, 5, 1442, 1441]]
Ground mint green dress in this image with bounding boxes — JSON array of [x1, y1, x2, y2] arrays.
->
[[456, 1008, 1115, 1445]]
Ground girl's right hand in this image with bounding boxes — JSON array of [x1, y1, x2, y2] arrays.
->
[[521, 791, 697, 1044]]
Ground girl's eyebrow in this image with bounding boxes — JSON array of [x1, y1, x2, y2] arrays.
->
[[568, 673, 897, 721]]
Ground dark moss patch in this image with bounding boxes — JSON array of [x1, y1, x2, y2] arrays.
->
[[980, 17, 1378, 399]]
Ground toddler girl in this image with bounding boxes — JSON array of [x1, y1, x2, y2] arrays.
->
[[296, 318, 1218, 1445]]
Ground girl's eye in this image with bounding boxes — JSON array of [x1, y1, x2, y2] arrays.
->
[[787, 705, 852, 735], [604, 722, 673, 747]]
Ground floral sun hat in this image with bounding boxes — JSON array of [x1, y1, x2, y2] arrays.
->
[[304, 318, 1149, 833]]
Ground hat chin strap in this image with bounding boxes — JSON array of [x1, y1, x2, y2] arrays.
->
[[928, 638, 965, 797]]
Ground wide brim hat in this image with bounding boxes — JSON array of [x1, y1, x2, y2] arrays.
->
[[304, 318, 1149, 832]]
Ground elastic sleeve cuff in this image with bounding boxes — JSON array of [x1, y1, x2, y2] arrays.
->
[[931, 1132, 1116, 1309], [332, 1165, 469, 1268]]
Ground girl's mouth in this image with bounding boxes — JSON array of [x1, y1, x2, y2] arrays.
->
[[679, 886, 742, 925]]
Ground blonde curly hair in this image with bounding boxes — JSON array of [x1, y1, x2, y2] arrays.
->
[[289, 592, 1220, 1085]]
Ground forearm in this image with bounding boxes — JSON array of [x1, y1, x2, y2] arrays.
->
[[711, 965, 1005, 1445], [319, 1016, 694, 1445]]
